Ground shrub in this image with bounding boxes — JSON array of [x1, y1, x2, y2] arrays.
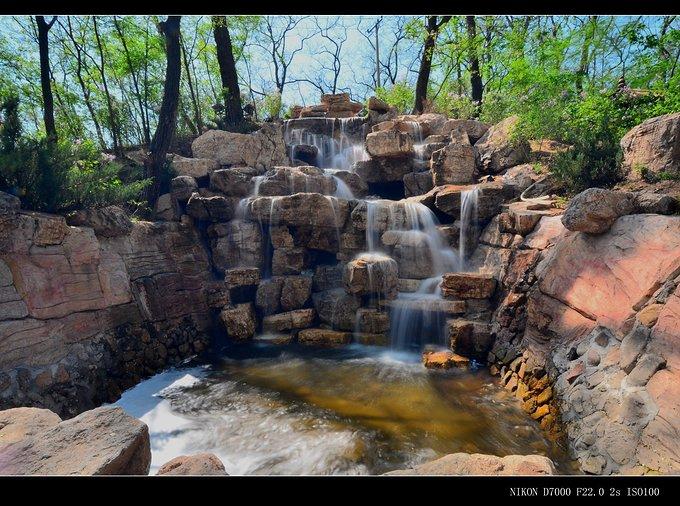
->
[[375, 82, 415, 114]]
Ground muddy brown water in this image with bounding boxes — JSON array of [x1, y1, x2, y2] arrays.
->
[[115, 343, 577, 475]]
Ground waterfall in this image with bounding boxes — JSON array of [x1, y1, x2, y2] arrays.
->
[[333, 176, 355, 200], [459, 187, 480, 272]]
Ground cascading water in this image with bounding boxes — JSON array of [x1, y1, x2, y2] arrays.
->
[[459, 187, 480, 272]]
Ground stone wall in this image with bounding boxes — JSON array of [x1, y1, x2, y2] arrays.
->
[[0, 207, 216, 418]]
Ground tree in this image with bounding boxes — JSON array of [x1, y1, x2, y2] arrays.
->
[[212, 15, 244, 131], [413, 16, 451, 114], [466, 16, 483, 114], [145, 16, 181, 207], [35, 15, 57, 142]]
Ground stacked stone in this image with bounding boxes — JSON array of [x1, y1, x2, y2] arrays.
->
[[291, 93, 363, 119]]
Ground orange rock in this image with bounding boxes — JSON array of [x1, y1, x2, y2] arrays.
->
[[638, 303, 662, 327], [422, 350, 470, 369]]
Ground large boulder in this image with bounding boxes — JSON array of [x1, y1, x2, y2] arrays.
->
[[0, 406, 151, 475], [354, 157, 415, 183], [156, 453, 227, 476], [474, 115, 529, 174], [430, 130, 476, 185], [209, 220, 263, 270], [186, 192, 236, 222], [66, 206, 133, 238], [343, 253, 399, 299], [365, 130, 414, 158], [403, 171, 434, 198], [0, 191, 21, 214], [0, 407, 61, 445], [385, 453, 555, 475], [170, 155, 219, 179], [312, 288, 361, 331], [209, 167, 256, 197], [248, 193, 349, 229], [170, 175, 199, 202], [219, 303, 256, 340], [439, 118, 491, 143], [191, 123, 289, 171], [256, 166, 335, 196], [561, 188, 635, 234], [620, 112, 680, 180]]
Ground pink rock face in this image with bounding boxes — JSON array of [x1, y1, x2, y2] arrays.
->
[[620, 112, 680, 179], [385, 452, 555, 475], [536, 215, 680, 335]]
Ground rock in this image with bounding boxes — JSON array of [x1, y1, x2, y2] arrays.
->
[[209, 168, 254, 197], [171, 155, 219, 178], [422, 349, 469, 369], [385, 452, 555, 475], [170, 175, 198, 202], [353, 157, 415, 183], [367, 96, 390, 113], [291, 144, 318, 165], [561, 188, 635, 234], [625, 353, 666, 388], [257, 166, 336, 197], [312, 288, 361, 331], [0, 407, 61, 445], [441, 273, 496, 299], [440, 119, 490, 143], [634, 192, 678, 215], [66, 206, 133, 238], [297, 328, 352, 347], [219, 303, 256, 340], [365, 130, 414, 158], [430, 130, 477, 185], [191, 124, 289, 171], [255, 278, 283, 315], [403, 171, 434, 198], [474, 115, 529, 174], [224, 267, 260, 289], [381, 230, 438, 279], [620, 112, 680, 180], [502, 163, 543, 192], [343, 253, 398, 299], [565, 361, 585, 384], [355, 308, 390, 334], [209, 220, 263, 270], [433, 180, 519, 221], [154, 193, 180, 221], [333, 170, 368, 198], [156, 453, 227, 476], [280, 276, 312, 311], [272, 248, 307, 276], [638, 303, 662, 327], [186, 192, 235, 222], [262, 308, 315, 332], [0, 406, 150, 475], [249, 193, 349, 229], [522, 215, 567, 250], [0, 191, 20, 214], [448, 320, 493, 359], [312, 264, 345, 292]]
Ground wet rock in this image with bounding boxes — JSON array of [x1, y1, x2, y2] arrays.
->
[[430, 130, 476, 185], [343, 254, 398, 299], [333, 170, 368, 198], [381, 230, 436, 279], [171, 155, 219, 178], [170, 175, 198, 202], [0, 406, 150, 475], [354, 157, 415, 183], [474, 115, 529, 174], [384, 452, 555, 475], [66, 206, 133, 238], [262, 308, 316, 332], [209, 168, 255, 197], [219, 303, 256, 340], [312, 264, 345, 292], [422, 349, 469, 369], [0, 407, 61, 445], [365, 130, 414, 158], [280, 276, 312, 311], [620, 112, 680, 180], [156, 453, 227, 476], [291, 144, 318, 165], [433, 180, 519, 221], [272, 248, 308, 276], [355, 308, 390, 334], [297, 328, 352, 347], [561, 188, 635, 234], [312, 288, 361, 331], [257, 166, 336, 196], [447, 320, 493, 359], [210, 220, 263, 271], [403, 170, 434, 198], [249, 193, 349, 229], [255, 278, 284, 316], [441, 273, 496, 299]]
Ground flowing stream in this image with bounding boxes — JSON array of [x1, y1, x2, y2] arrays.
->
[[115, 344, 575, 475]]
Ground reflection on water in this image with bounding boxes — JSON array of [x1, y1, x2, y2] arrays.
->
[[115, 343, 575, 475]]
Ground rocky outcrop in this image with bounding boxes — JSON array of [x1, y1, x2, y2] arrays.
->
[[430, 130, 476, 185], [365, 130, 414, 159], [561, 188, 635, 234], [385, 452, 556, 475], [156, 453, 227, 476], [474, 115, 529, 174], [0, 406, 150, 475], [620, 112, 680, 179], [191, 123, 289, 171], [66, 206, 133, 238], [171, 154, 219, 179], [0, 210, 215, 417]]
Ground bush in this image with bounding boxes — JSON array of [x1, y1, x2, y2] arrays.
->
[[0, 96, 151, 214], [375, 82, 415, 114]]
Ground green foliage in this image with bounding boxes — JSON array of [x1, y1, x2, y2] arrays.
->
[[0, 97, 150, 213], [261, 91, 283, 120], [375, 82, 415, 114]]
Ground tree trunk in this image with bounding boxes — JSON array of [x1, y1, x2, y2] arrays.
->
[[466, 16, 483, 116], [36, 16, 57, 142], [413, 16, 450, 115], [212, 16, 244, 131], [576, 16, 597, 94], [93, 17, 122, 156], [145, 16, 182, 208]]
